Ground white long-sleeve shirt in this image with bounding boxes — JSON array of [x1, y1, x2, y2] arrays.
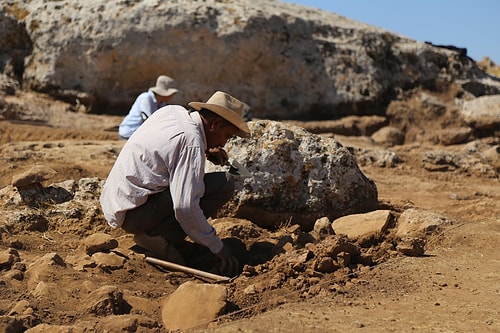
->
[[100, 105, 223, 253]]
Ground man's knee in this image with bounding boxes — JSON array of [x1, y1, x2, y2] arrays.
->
[[121, 218, 141, 234]]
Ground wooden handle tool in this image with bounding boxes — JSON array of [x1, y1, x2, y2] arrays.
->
[[145, 256, 232, 283]]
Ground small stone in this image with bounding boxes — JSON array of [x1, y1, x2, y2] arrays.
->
[[84, 233, 118, 255], [397, 237, 426, 256], [244, 284, 257, 295], [12, 165, 57, 187]]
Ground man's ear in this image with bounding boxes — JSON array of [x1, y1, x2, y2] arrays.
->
[[210, 117, 223, 130]]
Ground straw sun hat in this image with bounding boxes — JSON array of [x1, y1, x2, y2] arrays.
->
[[189, 91, 251, 137], [150, 75, 179, 97]]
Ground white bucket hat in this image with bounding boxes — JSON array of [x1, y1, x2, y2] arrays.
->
[[189, 91, 251, 137], [150, 75, 179, 96]]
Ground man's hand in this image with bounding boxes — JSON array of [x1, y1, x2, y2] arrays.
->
[[206, 147, 228, 166], [215, 245, 239, 277]]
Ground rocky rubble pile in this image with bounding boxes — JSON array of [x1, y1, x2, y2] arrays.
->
[[0, 89, 497, 331], [0, 168, 453, 331]]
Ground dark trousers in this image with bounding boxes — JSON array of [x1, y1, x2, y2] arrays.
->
[[121, 172, 234, 245]]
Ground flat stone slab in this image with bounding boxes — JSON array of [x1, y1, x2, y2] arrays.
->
[[161, 281, 227, 331], [332, 210, 392, 239]]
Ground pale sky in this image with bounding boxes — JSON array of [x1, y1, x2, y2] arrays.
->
[[283, 0, 500, 64]]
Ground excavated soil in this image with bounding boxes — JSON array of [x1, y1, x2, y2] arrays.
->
[[0, 90, 499, 332]]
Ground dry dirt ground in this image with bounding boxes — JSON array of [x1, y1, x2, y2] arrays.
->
[[0, 91, 499, 332]]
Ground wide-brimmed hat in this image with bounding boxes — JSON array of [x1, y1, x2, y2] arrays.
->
[[150, 75, 179, 96], [189, 91, 251, 137]]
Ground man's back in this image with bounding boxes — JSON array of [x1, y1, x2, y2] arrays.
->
[[101, 105, 206, 228]]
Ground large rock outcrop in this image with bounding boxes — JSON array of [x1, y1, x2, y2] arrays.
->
[[1, 0, 499, 117], [209, 120, 379, 230]]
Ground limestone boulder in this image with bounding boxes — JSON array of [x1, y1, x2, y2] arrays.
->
[[211, 120, 379, 230], [2, 0, 499, 118], [461, 95, 500, 130]]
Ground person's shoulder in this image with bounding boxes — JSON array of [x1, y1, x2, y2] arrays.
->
[[133, 89, 154, 98], [147, 105, 187, 120], [137, 90, 153, 99], [157, 104, 188, 113]]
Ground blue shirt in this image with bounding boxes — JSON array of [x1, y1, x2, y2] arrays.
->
[[118, 89, 167, 139]]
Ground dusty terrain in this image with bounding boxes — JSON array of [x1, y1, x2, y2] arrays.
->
[[0, 89, 499, 332]]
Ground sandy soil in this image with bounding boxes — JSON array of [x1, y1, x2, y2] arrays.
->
[[210, 166, 500, 332], [0, 90, 498, 332]]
